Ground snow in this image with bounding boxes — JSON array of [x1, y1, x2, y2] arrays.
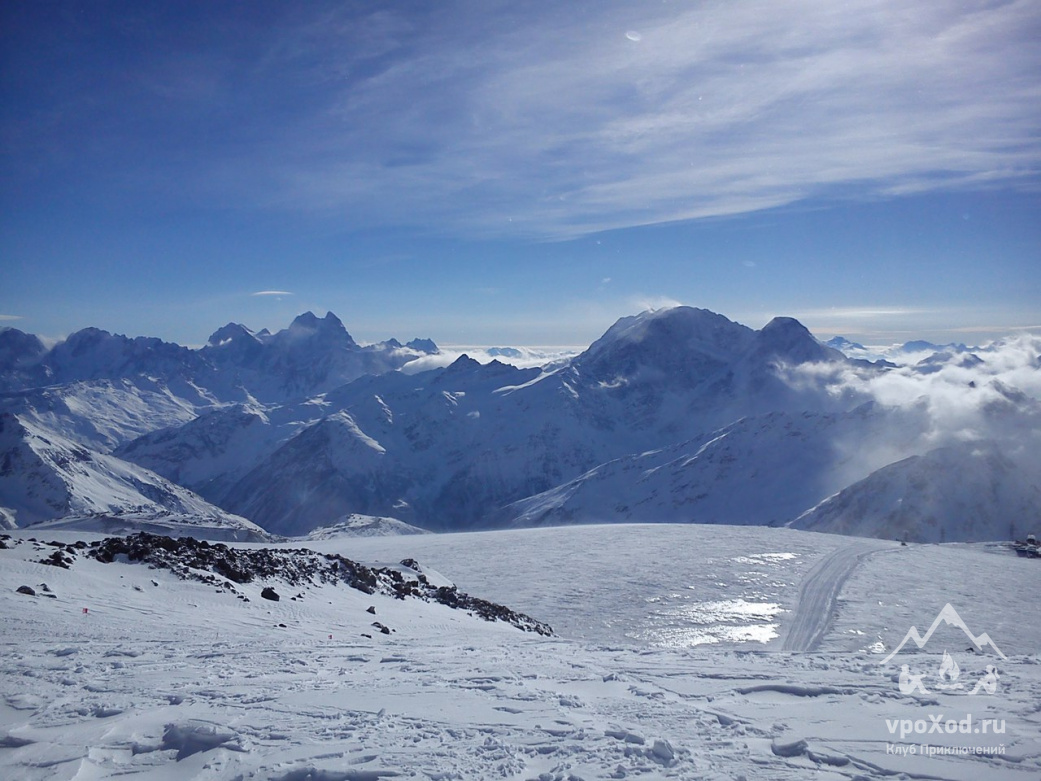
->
[[6, 308, 1038, 541], [0, 413, 265, 538], [3, 309, 1041, 777], [2, 523, 1037, 780], [303, 514, 430, 539]]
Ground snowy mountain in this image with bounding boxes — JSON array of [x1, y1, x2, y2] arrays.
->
[[0, 327, 46, 374], [302, 513, 431, 539], [3, 306, 1039, 542], [792, 441, 1041, 542], [0, 311, 439, 406], [117, 308, 855, 534], [114, 401, 324, 502], [200, 311, 438, 402], [500, 404, 931, 528], [0, 413, 266, 539], [2, 378, 205, 452]]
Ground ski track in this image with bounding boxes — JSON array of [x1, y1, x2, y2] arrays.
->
[[782, 538, 890, 653]]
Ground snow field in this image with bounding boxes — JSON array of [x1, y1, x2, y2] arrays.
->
[[1, 524, 1038, 780]]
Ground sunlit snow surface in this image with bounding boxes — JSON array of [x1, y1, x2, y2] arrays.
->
[[332, 525, 827, 650], [2, 524, 1039, 780]]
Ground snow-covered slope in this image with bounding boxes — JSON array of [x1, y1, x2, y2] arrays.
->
[[2, 523, 1038, 780], [6, 307, 1040, 542], [1, 379, 205, 452], [126, 307, 855, 534], [303, 513, 431, 539], [502, 404, 931, 528], [114, 401, 324, 501], [199, 311, 438, 402], [0, 413, 266, 540], [1, 311, 439, 406], [792, 441, 1041, 542]]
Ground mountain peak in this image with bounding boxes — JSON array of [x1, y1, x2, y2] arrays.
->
[[578, 306, 755, 381], [0, 328, 46, 371], [288, 310, 341, 328], [284, 312, 355, 347], [444, 354, 482, 373], [207, 323, 257, 348], [406, 338, 439, 354], [753, 317, 841, 364]]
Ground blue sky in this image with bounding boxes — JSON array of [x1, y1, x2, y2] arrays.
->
[[1, 0, 1038, 348]]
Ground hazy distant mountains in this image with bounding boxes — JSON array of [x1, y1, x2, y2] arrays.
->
[[2, 307, 1039, 542]]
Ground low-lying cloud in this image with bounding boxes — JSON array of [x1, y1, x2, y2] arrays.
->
[[780, 334, 1041, 487]]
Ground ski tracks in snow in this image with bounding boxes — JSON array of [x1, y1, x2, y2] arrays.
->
[[782, 538, 892, 653]]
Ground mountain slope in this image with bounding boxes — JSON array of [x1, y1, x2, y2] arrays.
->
[[0, 413, 266, 539], [1, 379, 205, 452], [1, 312, 439, 405], [791, 441, 1041, 542], [501, 404, 930, 528], [131, 308, 855, 533]]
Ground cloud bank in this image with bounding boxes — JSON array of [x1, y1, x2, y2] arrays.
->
[[781, 334, 1041, 486]]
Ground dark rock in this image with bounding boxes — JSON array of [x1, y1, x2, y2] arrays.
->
[[261, 587, 280, 601], [80, 532, 552, 635], [40, 550, 73, 569], [16, 585, 35, 596], [371, 622, 392, 635], [366, 605, 376, 615]]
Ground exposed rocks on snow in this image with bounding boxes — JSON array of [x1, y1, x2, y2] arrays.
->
[[261, 586, 280, 601], [15, 585, 35, 596], [6, 531, 552, 635]]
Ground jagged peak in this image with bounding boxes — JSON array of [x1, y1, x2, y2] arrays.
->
[[283, 311, 355, 346], [207, 322, 257, 347], [289, 311, 345, 331], [62, 326, 112, 344], [406, 338, 439, 354], [0, 328, 46, 366], [289, 311, 321, 330]]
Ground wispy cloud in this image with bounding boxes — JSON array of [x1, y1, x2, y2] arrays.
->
[[9, 1, 1038, 241], [251, 291, 293, 297], [631, 296, 683, 312], [0, 315, 23, 321], [794, 307, 936, 320], [254, 0, 1041, 238]]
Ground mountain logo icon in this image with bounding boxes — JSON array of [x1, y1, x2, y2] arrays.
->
[[880, 603, 1007, 697]]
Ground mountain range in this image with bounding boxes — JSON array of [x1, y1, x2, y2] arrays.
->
[[2, 306, 1038, 542]]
